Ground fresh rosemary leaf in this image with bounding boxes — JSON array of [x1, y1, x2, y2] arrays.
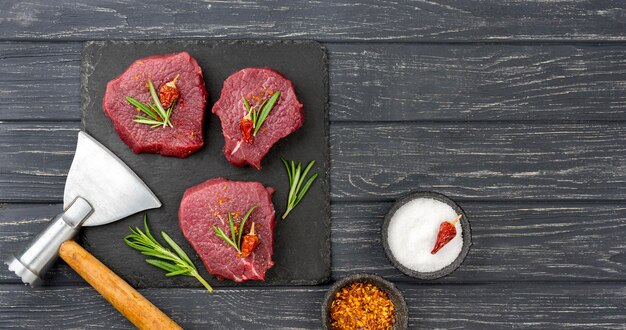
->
[[146, 259, 179, 272], [282, 158, 293, 186], [237, 205, 258, 248], [288, 162, 301, 205], [165, 107, 173, 127], [296, 160, 315, 195], [148, 103, 161, 117], [133, 117, 163, 126], [254, 92, 280, 136], [148, 80, 168, 127], [162, 231, 194, 267], [140, 250, 178, 262], [166, 269, 190, 277], [212, 226, 240, 253], [124, 215, 213, 292], [126, 96, 159, 121], [281, 158, 318, 219], [241, 91, 280, 138], [213, 205, 258, 254], [296, 173, 318, 205], [227, 213, 236, 245], [127, 79, 174, 128], [243, 97, 252, 114]]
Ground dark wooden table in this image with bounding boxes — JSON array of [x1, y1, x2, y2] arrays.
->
[[1, 1, 625, 329]]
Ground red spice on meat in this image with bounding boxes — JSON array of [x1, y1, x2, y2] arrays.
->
[[158, 75, 180, 109], [240, 115, 254, 144], [240, 222, 260, 257]]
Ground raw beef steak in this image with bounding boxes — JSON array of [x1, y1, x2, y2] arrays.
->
[[103, 52, 207, 158], [212, 68, 304, 169], [179, 178, 276, 282]]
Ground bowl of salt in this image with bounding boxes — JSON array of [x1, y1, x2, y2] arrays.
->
[[382, 191, 471, 280]]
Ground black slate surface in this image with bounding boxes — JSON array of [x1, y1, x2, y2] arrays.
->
[[80, 40, 330, 287]]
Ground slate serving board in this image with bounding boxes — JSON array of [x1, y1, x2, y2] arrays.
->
[[80, 40, 329, 287]]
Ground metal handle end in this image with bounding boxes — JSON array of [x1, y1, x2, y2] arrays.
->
[[5, 255, 42, 287], [6, 197, 93, 287]]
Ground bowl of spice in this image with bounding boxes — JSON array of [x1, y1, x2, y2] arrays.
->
[[321, 274, 408, 330], [382, 191, 471, 280]]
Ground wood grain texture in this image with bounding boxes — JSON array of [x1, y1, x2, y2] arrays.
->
[[0, 1, 625, 42], [1, 283, 625, 329], [330, 44, 626, 121], [0, 43, 80, 121], [3, 202, 626, 284], [3, 42, 626, 121], [2, 122, 625, 202], [331, 122, 626, 201], [0, 123, 74, 202], [1, 2, 625, 326], [332, 201, 626, 282]]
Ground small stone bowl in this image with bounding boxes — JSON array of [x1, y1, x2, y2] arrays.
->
[[321, 274, 408, 330], [382, 191, 472, 280]]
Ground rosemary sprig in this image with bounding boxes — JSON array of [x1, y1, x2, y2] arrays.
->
[[124, 214, 212, 292], [281, 158, 318, 219], [212, 205, 257, 254], [126, 79, 174, 128], [242, 91, 280, 136]]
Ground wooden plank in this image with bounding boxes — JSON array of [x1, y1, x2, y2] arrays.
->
[[330, 43, 626, 121], [331, 122, 626, 201], [3, 201, 626, 284], [1, 283, 625, 329], [3, 42, 626, 121], [0, 122, 75, 202], [3, 122, 624, 202], [0, 1, 624, 42], [331, 201, 626, 282], [0, 43, 81, 121]]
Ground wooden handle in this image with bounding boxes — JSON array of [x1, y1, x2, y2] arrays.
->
[[59, 240, 183, 330]]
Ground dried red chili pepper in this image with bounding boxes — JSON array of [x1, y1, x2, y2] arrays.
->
[[240, 113, 254, 144], [240, 222, 260, 257], [158, 74, 180, 109], [431, 214, 462, 254]]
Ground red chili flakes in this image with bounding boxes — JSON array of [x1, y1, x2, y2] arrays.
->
[[330, 282, 395, 330]]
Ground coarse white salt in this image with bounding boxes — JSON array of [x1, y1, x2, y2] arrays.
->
[[387, 197, 463, 273]]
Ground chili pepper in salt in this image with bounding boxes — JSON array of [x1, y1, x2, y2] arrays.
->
[[240, 113, 254, 144], [240, 222, 260, 257], [158, 74, 180, 109], [431, 214, 462, 254]]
